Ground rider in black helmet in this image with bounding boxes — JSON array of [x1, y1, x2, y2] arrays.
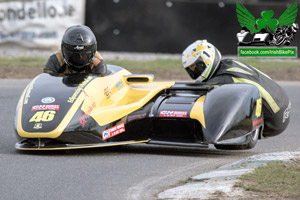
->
[[44, 25, 107, 76]]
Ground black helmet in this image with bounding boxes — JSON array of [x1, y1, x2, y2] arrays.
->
[[61, 25, 97, 71]]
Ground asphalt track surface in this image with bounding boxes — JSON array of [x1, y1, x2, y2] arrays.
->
[[1, 80, 299, 200]]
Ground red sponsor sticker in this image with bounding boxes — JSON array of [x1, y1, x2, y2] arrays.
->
[[159, 111, 188, 117], [32, 105, 60, 111], [102, 123, 125, 141], [252, 117, 263, 126], [252, 117, 263, 128], [80, 102, 96, 128]]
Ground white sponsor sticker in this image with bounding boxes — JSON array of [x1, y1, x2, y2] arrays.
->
[[283, 101, 291, 123], [41, 97, 55, 104], [102, 123, 125, 141], [159, 111, 188, 117]]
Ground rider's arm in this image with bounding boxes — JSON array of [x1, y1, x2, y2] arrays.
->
[[91, 58, 107, 76], [43, 50, 65, 75], [91, 51, 107, 76]]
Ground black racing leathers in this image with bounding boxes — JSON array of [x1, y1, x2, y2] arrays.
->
[[43, 49, 107, 76], [203, 59, 290, 137]]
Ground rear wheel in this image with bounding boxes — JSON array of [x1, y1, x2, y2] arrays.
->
[[214, 128, 260, 150]]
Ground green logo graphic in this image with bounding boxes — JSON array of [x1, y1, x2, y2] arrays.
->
[[236, 2, 298, 57], [236, 2, 298, 34]]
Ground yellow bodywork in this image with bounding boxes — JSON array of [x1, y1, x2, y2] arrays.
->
[[190, 95, 206, 128], [16, 140, 150, 150], [85, 73, 174, 126], [17, 69, 175, 138]]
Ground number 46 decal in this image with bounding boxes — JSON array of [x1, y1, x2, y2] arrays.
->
[[29, 111, 56, 123]]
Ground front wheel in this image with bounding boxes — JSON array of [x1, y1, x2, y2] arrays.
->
[[214, 128, 260, 150]]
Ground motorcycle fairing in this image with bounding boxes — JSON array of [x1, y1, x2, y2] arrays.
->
[[15, 65, 263, 150]]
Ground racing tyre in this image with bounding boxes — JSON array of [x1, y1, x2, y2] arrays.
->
[[214, 128, 260, 150]]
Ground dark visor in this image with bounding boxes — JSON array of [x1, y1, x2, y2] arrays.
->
[[62, 45, 94, 68], [185, 61, 206, 80]]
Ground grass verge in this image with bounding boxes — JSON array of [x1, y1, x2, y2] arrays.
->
[[0, 57, 299, 80], [234, 159, 300, 199], [0, 57, 47, 68], [1, 57, 299, 70]]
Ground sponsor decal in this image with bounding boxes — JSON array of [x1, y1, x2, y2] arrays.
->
[[283, 101, 291, 123], [252, 117, 263, 128], [74, 45, 84, 50], [24, 79, 35, 104], [159, 111, 188, 118], [80, 102, 96, 128], [255, 97, 262, 118], [115, 79, 124, 91], [236, 2, 298, 58], [32, 105, 60, 111], [29, 111, 56, 123], [104, 87, 112, 98], [41, 97, 55, 104], [67, 77, 92, 103], [33, 123, 42, 129], [102, 123, 125, 141], [79, 90, 97, 128]]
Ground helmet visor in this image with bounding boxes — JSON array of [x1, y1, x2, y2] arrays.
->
[[62, 44, 94, 69], [185, 61, 206, 80]]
